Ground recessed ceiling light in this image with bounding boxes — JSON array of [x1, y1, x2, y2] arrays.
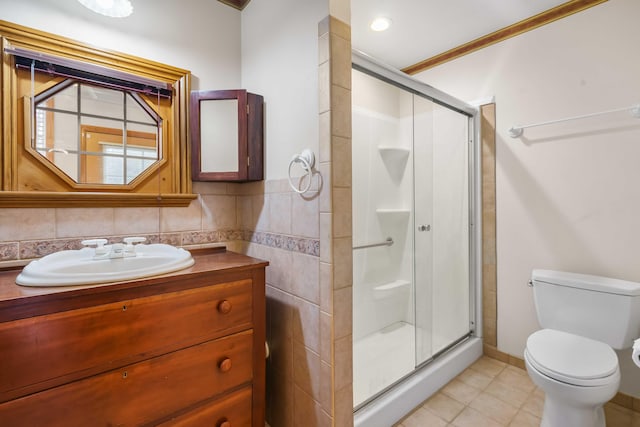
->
[[370, 17, 392, 32], [77, 0, 133, 18]]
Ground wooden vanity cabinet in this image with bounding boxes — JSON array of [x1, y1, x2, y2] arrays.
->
[[0, 248, 267, 427]]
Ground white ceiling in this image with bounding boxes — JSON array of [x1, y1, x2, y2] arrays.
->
[[351, 0, 569, 70]]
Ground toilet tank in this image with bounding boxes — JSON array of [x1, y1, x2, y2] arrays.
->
[[531, 270, 640, 350]]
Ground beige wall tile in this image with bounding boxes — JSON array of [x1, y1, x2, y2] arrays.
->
[[334, 384, 354, 427], [0, 208, 55, 241], [332, 136, 352, 188], [267, 374, 294, 427], [266, 285, 294, 339], [318, 15, 330, 37], [330, 85, 351, 139], [292, 192, 319, 238], [292, 297, 320, 354], [265, 179, 292, 194], [320, 360, 332, 414], [269, 193, 292, 235], [319, 213, 333, 263], [330, 33, 351, 90], [318, 32, 329, 66], [333, 237, 353, 289], [191, 182, 229, 195], [294, 385, 332, 427], [238, 196, 253, 229], [332, 187, 352, 239], [293, 341, 321, 400], [319, 112, 331, 163], [329, 16, 351, 41], [291, 252, 320, 304], [113, 208, 160, 235], [252, 194, 269, 231], [334, 334, 352, 391], [319, 162, 332, 213], [56, 207, 115, 238], [201, 195, 237, 230], [319, 61, 331, 114], [333, 286, 352, 340], [319, 262, 333, 313], [160, 200, 201, 232], [265, 248, 294, 294], [320, 311, 332, 363]]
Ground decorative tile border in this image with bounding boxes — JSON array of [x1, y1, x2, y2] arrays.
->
[[2, 229, 320, 263], [244, 230, 320, 257]]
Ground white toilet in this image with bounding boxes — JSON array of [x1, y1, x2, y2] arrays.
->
[[525, 269, 640, 427]]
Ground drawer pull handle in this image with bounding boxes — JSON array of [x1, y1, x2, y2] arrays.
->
[[217, 300, 232, 314], [218, 357, 232, 373], [217, 419, 231, 427]]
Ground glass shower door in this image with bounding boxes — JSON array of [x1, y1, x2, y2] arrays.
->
[[414, 97, 471, 365]]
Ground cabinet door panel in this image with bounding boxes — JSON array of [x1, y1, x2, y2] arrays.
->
[[0, 331, 253, 426], [0, 279, 252, 400]]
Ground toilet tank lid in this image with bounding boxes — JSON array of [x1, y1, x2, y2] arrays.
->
[[532, 269, 640, 296]]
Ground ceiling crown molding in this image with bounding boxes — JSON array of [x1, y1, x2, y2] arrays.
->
[[402, 0, 607, 75]]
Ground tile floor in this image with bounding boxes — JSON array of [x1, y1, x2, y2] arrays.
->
[[394, 356, 640, 427]]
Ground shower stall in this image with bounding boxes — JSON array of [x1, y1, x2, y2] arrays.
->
[[352, 51, 482, 427]]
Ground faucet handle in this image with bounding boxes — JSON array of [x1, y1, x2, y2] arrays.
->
[[81, 238, 109, 258], [123, 236, 147, 245], [81, 238, 108, 248]]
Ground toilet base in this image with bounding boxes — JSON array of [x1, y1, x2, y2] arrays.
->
[[540, 395, 605, 427]]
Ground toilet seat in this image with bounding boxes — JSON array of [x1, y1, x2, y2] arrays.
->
[[526, 329, 619, 387]]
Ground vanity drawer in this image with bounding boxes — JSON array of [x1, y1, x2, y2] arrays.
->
[[0, 278, 253, 400], [158, 386, 252, 427], [0, 330, 253, 426]]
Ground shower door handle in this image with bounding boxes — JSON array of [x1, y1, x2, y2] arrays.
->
[[418, 225, 431, 232]]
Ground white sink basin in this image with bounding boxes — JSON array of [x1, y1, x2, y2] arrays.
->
[[16, 244, 194, 287]]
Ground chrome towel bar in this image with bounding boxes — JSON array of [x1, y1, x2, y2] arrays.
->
[[353, 237, 394, 250]]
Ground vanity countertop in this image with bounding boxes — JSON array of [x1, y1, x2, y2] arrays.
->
[[0, 247, 268, 321]]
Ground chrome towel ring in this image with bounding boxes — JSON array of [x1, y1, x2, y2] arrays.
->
[[288, 149, 315, 194]]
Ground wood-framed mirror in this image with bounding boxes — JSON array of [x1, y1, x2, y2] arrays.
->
[[0, 20, 195, 207], [190, 89, 264, 182]]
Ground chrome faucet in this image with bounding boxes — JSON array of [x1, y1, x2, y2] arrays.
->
[[81, 237, 147, 259]]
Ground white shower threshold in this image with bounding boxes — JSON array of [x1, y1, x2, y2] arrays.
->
[[354, 335, 483, 427]]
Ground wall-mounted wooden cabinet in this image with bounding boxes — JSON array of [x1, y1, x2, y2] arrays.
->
[[190, 89, 264, 182]]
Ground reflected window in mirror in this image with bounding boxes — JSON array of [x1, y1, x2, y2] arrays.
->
[[33, 80, 161, 186]]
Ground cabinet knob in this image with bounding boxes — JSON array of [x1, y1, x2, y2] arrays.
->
[[217, 300, 232, 314], [218, 357, 232, 373], [217, 419, 231, 427]]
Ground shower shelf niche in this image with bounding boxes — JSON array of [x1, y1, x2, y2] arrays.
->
[[373, 279, 411, 300], [376, 209, 410, 217], [378, 146, 410, 177]]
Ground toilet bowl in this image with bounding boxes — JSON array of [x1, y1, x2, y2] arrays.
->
[[524, 329, 620, 427]]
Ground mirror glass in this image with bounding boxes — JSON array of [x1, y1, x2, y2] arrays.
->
[[34, 80, 160, 185], [200, 99, 238, 173]]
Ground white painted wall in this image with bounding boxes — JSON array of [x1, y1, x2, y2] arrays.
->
[[414, 0, 640, 396], [0, 0, 242, 89], [240, 0, 328, 180]]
